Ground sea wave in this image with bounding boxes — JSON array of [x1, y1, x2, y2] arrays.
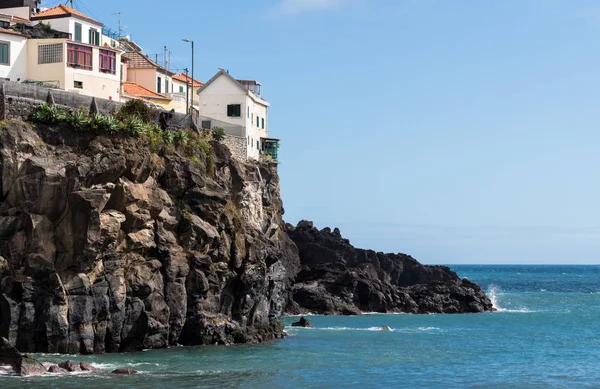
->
[[487, 284, 535, 313], [287, 326, 441, 332]]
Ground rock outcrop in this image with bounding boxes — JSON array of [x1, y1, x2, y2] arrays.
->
[[286, 221, 494, 314], [0, 121, 299, 354]]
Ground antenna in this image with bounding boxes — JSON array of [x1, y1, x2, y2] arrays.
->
[[112, 12, 122, 38]]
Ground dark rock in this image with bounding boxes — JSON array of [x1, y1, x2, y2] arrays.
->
[[0, 121, 299, 354], [47, 365, 66, 373], [80, 361, 97, 371], [291, 317, 313, 328], [286, 221, 494, 315], [58, 360, 81, 372], [0, 337, 46, 376], [379, 326, 391, 331], [112, 368, 138, 375]]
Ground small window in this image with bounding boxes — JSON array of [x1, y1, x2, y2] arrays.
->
[[256, 140, 259, 150], [0, 42, 9, 65], [157, 76, 162, 93], [165, 79, 169, 94], [201, 120, 211, 129], [261, 118, 264, 129], [247, 136, 250, 145], [256, 116, 260, 128], [74, 80, 83, 89], [179, 86, 184, 93], [0, 21, 9, 28], [89, 28, 99, 45], [247, 106, 250, 118], [74, 23, 82, 42], [227, 104, 241, 117]]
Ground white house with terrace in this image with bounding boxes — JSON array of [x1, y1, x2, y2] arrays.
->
[[197, 69, 279, 162]]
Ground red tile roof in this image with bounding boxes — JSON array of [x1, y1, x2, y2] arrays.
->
[[172, 73, 203, 88], [32, 5, 101, 25], [123, 82, 171, 101]]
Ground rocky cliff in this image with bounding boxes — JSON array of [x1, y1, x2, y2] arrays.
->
[[0, 120, 299, 354], [0, 119, 493, 356], [286, 221, 494, 314]]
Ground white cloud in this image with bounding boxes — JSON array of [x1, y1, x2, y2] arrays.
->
[[272, 0, 352, 16]]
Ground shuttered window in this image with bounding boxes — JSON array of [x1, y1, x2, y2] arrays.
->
[[74, 23, 82, 42], [89, 28, 100, 46], [0, 42, 9, 65]]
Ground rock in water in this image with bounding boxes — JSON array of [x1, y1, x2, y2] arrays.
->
[[112, 368, 138, 375], [47, 365, 66, 373], [379, 326, 391, 331], [291, 317, 313, 328], [0, 337, 46, 376], [286, 221, 495, 315], [58, 360, 81, 372], [80, 361, 97, 371]]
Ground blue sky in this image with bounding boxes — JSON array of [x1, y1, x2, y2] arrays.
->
[[44, 0, 600, 264]]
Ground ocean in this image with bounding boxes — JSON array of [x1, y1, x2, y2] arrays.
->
[[2, 265, 600, 388]]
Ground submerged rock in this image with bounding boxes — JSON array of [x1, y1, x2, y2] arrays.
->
[[112, 368, 138, 375], [379, 326, 392, 331], [0, 337, 46, 376], [291, 317, 313, 328]]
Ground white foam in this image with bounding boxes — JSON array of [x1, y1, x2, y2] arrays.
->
[[487, 284, 534, 313]]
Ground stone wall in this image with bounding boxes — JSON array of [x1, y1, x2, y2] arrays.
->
[[0, 80, 192, 130], [222, 134, 247, 162]]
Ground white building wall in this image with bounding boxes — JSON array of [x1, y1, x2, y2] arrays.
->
[[198, 74, 270, 160], [0, 33, 27, 82], [0, 7, 31, 19], [38, 16, 103, 45]]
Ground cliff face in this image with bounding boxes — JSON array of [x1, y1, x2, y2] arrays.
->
[[286, 221, 494, 314], [0, 121, 299, 354]]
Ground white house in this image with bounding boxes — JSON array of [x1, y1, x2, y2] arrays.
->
[[197, 69, 276, 161], [0, 10, 30, 82], [26, 5, 122, 100]]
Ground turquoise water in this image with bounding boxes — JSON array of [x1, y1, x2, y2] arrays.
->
[[3, 265, 600, 388]]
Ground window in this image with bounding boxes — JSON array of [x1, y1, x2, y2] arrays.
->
[[248, 136, 250, 145], [89, 28, 100, 46], [261, 118, 264, 129], [179, 86, 184, 93], [157, 76, 162, 93], [227, 104, 241, 117], [256, 140, 259, 150], [0, 21, 9, 28], [74, 23, 82, 42], [165, 79, 169, 94], [99, 49, 116, 74], [201, 120, 211, 129], [67, 43, 92, 70], [256, 116, 260, 128], [0, 42, 9, 65], [247, 106, 250, 118], [38, 43, 63, 64], [74, 81, 83, 89]]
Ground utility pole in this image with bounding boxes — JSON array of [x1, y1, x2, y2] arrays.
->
[[185, 67, 189, 115], [67, 0, 74, 8], [168, 51, 172, 72], [163, 46, 167, 71], [113, 12, 122, 38]]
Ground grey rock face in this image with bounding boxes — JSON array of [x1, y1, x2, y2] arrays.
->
[[0, 121, 300, 353]]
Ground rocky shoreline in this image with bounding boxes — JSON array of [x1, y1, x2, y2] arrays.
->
[[0, 119, 493, 359]]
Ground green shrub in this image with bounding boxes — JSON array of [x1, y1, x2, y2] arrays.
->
[[120, 115, 145, 136], [115, 99, 153, 123], [174, 130, 189, 146], [212, 126, 226, 141], [68, 109, 90, 130], [29, 104, 68, 124], [105, 116, 119, 133], [142, 123, 164, 152], [163, 130, 176, 145]]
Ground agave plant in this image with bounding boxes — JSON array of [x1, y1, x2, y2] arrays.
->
[[69, 109, 90, 130], [89, 113, 110, 132], [104, 116, 120, 133], [120, 115, 145, 136], [212, 126, 226, 141], [163, 130, 176, 145], [174, 130, 189, 146], [29, 104, 68, 124]]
